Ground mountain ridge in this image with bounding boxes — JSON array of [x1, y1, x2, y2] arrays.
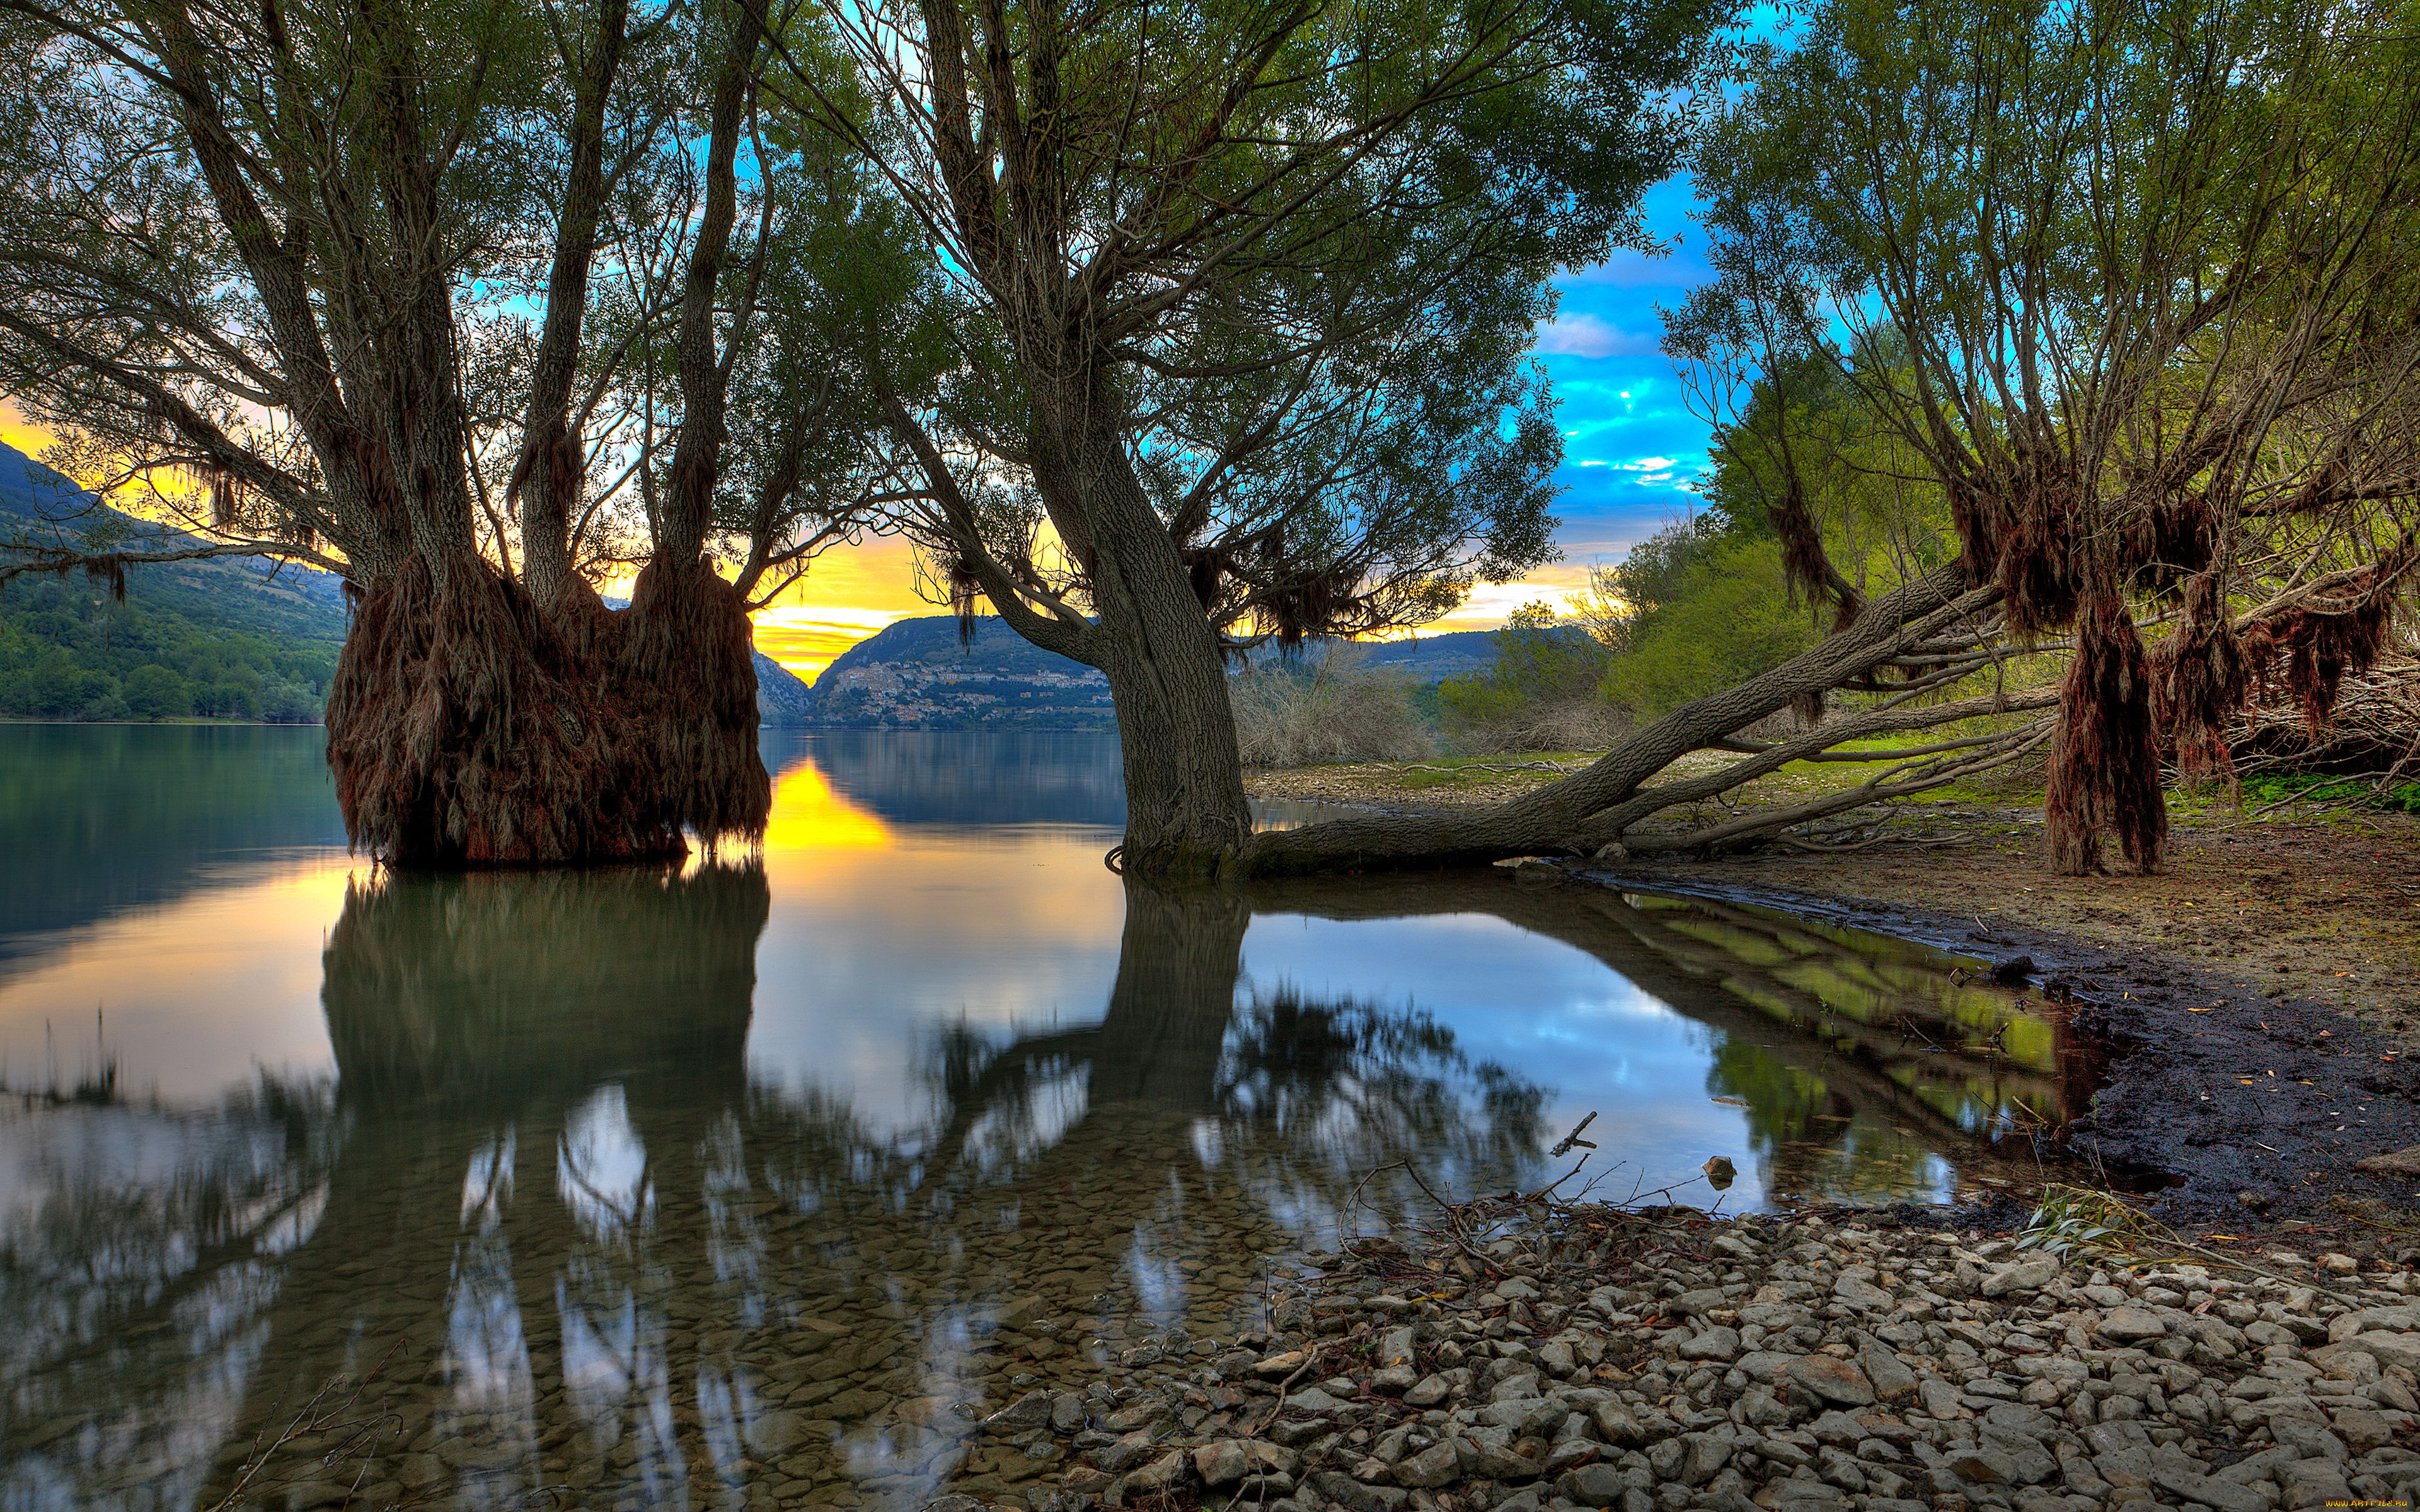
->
[[1, 437, 818, 724], [801, 614, 1507, 728]]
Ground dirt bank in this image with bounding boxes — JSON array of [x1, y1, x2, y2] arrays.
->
[[1246, 764, 2420, 1228]]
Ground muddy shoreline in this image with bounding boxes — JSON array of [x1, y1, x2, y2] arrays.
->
[[1246, 767, 2420, 1232]]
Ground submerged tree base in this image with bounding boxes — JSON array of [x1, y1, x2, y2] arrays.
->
[[325, 555, 769, 867]]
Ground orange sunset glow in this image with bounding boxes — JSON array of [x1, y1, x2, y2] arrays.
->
[[1, 401, 1577, 681]]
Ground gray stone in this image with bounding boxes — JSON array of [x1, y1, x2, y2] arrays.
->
[[2334, 1330, 2420, 1373], [1488, 1371, 1543, 1402], [984, 1390, 1056, 1432], [1784, 1355, 1876, 1407], [2271, 1418, 2350, 1461], [2145, 1463, 2267, 1512], [1394, 1441, 1461, 1489], [1310, 1470, 1409, 1512], [1676, 1327, 1739, 1362], [1404, 1373, 1451, 1407], [1734, 1349, 1797, 1382], [1379, 1325, 1419, 1368], [1976, 1425, 2056, 1485], [1194, 1442, 1252, 1488], [1556, 1464, 1628, 1506], [1980, 1258, 2060, 1297], [2095, 1308, 2168, 1343], [2330, 1406, 2397, 1450], [1945, 1445, 2016, 1485], [1589, 1400, 1643, 1446], [1372, 1365, 1419, 1395], [1051, 1393, 1086, 1433], [1857, 1344, 1918, 1404], [1982, 1402, 2058, 1438], [1676, 1432, 1730, 1486], [1918, 1377, 1968, 1420], [1097, 1432, 1160, 1474], [1121, 1450, 1188, 1496], [2281, 1458, 2353, 1510]]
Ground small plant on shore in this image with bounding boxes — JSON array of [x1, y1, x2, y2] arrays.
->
[[1230, 650, 1433, 766]]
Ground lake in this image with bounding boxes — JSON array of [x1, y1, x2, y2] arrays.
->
[[0, 724, 2089, 1511]]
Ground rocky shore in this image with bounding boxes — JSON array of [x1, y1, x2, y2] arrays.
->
[[940, 1201, 2420, 1512]]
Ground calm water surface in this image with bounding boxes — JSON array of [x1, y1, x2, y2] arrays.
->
[[0, 725, 2089, 1511]]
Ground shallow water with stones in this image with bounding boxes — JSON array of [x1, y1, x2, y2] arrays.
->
[[0, 725, 2095, 1511]]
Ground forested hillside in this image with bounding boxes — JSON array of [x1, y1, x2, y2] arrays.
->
[[0, 440, 346, 720], [1, 440, 819, 723]]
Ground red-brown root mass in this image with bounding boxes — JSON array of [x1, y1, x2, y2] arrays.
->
[[619, 558, 771, 842], [2150, 570, 2249, 786], [2046, 592, 2167, 876], [325, 554, 769, 867]]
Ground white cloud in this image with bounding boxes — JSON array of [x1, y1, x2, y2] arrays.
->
[[1535, 312, 1659, 359]]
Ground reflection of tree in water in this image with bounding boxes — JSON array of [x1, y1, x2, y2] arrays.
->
[[0, 1077, 341, 1512], [1700, 1038, 1947, 1207], [923, 883, 1545, 1232], [1242, 874, 2090, 1206], [4, 866, 1550, 1512]]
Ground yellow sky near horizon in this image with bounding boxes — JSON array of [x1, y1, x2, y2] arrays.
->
[[4, 403, 1588, 682]]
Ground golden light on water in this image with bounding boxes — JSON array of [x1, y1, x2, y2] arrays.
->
[[760, 758, 892, 852]]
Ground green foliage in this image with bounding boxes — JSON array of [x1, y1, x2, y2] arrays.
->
[[1598, 530, 1822, 718], [1436, 605, 1614, 733], [0, 575, 334, 722], [2238, 772, 2420, 815]]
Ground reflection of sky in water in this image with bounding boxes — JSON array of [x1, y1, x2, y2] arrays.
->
[[1238, 911, 1749, 1201], [0, 726, 2068, 1512]]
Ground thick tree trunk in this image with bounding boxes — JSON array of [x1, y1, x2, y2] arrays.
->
[[1095, 600, 1254, 880], [325, 556, 769, 865], [1035, 399, 1254, 879]]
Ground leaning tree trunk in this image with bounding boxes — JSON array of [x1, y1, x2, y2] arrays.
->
[[1046, 404, 1255, 879], [1230, 563, 1991, 876]]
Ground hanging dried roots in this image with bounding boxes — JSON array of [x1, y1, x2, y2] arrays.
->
[[2150, 570, 2249, 786], [2243, 555, 2409, 736], [621, 558, 772, 843], [2046, 592, 2167, 875], [326, 556, 678, 865]]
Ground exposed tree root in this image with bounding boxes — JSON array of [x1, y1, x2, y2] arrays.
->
[[324, 553, 768, 866], [620, 559, 771, 842]]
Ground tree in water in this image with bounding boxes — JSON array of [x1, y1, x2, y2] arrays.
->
[[775, 0, 1725, 876], [0, 0, 899, 862]]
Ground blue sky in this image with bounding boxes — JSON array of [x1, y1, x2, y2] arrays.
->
[[1530, 176, 1715, 566], [752, 181, 1726, 670]]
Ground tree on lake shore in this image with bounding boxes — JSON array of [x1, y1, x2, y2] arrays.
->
[[0, 0, 900, 861], [775, 0, 1726, 876]]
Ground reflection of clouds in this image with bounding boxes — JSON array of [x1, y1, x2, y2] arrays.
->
[[558, 1085, 653, 1245], [459, 1128, 515, 1235], [1124, 1224, 1187, 1328], [961, 1063, 1090, 1174], [0, 858, 351, 1104], [1239, 911, 1757, 1206], [0, 1093, 311, 1512], [446, 1231, 533, 1412], [749, 830, 1126, 1137]]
